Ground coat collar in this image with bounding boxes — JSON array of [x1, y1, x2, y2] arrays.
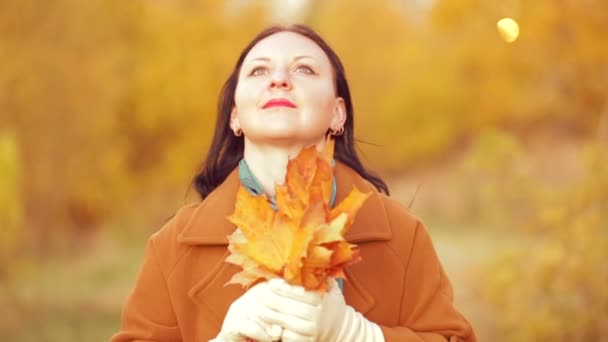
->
[[177, 162, 392, 245]]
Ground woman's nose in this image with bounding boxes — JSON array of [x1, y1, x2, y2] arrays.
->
[[269, 69, 292, 90]]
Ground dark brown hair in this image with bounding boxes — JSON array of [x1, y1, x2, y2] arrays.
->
[[192, 24, 389, 199]]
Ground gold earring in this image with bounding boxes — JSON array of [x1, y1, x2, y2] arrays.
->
[[234, 128, 242, 136], [330, 126, 344, 136]]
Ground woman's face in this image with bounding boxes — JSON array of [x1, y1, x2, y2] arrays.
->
[[232, 31, 345, 146]]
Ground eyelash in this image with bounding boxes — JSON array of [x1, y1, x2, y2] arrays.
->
[[248, 67, 267, 76], [296, 65, 314, 74], [248, 65, 315, 76]]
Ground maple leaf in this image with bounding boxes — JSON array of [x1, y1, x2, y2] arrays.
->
[[227, 187, 315, 278], [225, 138, 370, 292]]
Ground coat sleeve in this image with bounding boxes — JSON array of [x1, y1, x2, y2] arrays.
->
[[379, 220, 477, 342], [110, 235, 182, 342]]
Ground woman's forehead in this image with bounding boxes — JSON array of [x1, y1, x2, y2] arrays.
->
[[244, 31, 329, 64]]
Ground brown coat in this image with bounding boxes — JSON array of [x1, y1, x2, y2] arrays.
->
[[112, 163, 476, 342]]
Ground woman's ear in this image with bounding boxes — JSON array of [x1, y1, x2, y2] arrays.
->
[[331, 97, 347, 128], [229, 107, 240, 131]]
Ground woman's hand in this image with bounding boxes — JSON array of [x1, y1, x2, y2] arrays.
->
[[260, 278, 385, 342], [211, 281, 285, 342]]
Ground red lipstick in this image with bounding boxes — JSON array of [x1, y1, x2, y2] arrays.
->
[[262, 98, 296, 109]]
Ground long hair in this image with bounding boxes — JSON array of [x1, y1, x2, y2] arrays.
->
[[192, 24, 389, 199]]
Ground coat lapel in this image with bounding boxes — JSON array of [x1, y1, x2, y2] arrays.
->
[[177, 168, 240, 245], [178, 162, 392, 317], [187, 250, 245, 329], [333, 162, 392, 243]]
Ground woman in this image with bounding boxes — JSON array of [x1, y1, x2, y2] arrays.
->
[[112, 24, 476, 342]]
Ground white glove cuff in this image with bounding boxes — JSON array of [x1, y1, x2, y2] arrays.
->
[[336, 306, 385, 342]]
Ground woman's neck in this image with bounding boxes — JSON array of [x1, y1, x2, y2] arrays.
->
[[243, 137, 326, 196]]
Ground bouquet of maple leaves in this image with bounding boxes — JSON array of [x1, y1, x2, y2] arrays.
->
[[225, 139, 370, 293]]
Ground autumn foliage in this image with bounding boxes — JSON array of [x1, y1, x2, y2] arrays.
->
[[225, 139, 370, 292]]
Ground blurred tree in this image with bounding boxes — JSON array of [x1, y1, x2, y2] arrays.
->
[[0, 0, 141, 250], [481, 141, 608, 341], [0, 0, 271, 249], [0, 130, 21, 276], [429, 0, 608, 137]]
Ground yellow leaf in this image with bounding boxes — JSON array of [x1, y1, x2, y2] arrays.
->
[[328, 186, 370, 234]]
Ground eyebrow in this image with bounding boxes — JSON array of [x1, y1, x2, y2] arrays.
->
[[248, 55, 316, 63]]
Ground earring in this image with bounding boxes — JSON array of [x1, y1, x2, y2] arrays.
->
[[233, 128, 242, 136], [330, 126, 344, 136]]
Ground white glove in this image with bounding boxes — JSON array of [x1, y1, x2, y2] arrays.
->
[[262, 278, 385, 342], [210, 281, 285, 342]]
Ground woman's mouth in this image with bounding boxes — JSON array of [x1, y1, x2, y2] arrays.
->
[[262, 98, 297, 109]]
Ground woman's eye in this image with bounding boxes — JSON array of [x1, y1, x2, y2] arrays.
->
[[249, 66, 268, 76], [295, 65, 314, 74]]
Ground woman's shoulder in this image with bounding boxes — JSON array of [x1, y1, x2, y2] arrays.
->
[[375, 194, 437, 259], [337, 162, 426, 245], [152, 202, 203, 240], [378, 194, 423, 232]]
